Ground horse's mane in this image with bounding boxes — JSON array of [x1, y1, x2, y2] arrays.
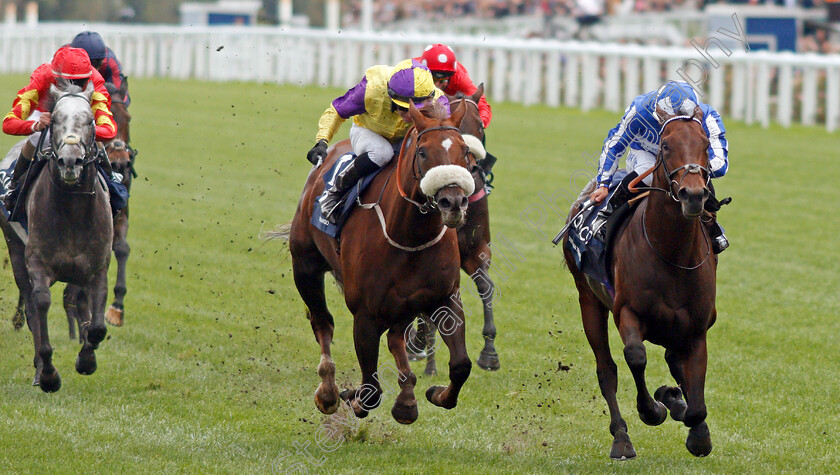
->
[[420, 100, 447, 121]]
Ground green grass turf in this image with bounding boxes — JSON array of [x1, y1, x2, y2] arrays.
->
[[0, 75, 837, 473]]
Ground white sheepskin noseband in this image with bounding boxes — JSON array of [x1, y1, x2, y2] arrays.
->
[[461, 134, 486, 160], [420, 165, 475, 197]]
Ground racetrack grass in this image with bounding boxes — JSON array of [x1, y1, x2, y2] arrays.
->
[[0, 75, 837, 473]]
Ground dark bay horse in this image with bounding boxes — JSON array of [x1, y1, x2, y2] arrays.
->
[[411, 84, 500, 375], [0, 82, 113, 392], [65, 80, 135, 333], [563, 108, 717, 459], [274, 101, 474, 424]]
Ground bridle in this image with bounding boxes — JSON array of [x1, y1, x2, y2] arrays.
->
[[448, 97, 487, 201], [40, 93, 99, 194], [395, 124, 465, 213]]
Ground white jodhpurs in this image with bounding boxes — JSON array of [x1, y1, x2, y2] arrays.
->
[[349, 124, 398, 167], [626, 149, 656, 185]]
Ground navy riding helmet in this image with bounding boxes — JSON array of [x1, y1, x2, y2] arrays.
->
[[71, 31, 106, 61]]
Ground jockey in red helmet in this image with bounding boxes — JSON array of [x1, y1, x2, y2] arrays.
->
[[416, 43, 498, 179], [3, 46, 117, 211]]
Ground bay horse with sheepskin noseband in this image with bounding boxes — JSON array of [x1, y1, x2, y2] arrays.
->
[[563, 107, 718, 459], [275, 100, 474, 424], [411, 84, 500, 375], [0, 82, 113, 392]]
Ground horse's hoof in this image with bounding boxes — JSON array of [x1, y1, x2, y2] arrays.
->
[[12, 312, 24, 330], [391, 400, 419, 424], [105, 306, 124, 327], [86, 323, 107, 345], [639, 400, 668, 426], [38, 369, 61, 393], [654, 386, 687, 421], [75, 350, 97, 375], [423, 366, 437, 376], [609, 430, 636, 460], [477, 349, 500, 371], [425, 385, 456, 409], [314, 383, 340, 415], [686, 421, 712, 457], [339, 389, 371, 418]]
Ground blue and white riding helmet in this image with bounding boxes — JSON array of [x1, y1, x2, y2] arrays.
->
[[653, 81, 699, 123]]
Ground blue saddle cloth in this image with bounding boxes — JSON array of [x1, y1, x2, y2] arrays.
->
[[565, 170, 631, 294], [311, 153, 382, 238]]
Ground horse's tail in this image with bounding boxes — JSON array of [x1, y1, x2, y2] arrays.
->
[[265, 222, 292, 242]]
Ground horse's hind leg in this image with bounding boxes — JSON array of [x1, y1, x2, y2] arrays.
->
[[63, 285, 82, 343], [578, 288, 634, 459], [464, 251, 500, 371], [654, 349, 688, 422], [387, 323, 418, 424], [617, 306, 668, 428], [292, 251, 340, 415], [106, 212, 129, 327], [340, 316, 384, 418], [425, 295, 471, 410], [423, 318, 438, 376], [11, 292, 25, 330]]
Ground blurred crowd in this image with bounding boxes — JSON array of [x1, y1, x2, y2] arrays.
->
[[340, 0, 838, 54]]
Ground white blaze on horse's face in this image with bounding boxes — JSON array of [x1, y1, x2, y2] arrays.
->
[[441, 138, 453, 152], [50, 83, 95, 185]]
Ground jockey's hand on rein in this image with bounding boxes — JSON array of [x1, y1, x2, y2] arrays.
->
[[590, 186, 609, 204], [306, 140, 328, 165]]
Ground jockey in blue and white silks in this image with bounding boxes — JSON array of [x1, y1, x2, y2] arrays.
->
[[589, 81, 730, 253]]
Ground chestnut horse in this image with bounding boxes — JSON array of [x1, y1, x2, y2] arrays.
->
[[275, 101, 474, 423], [411, 84, 500, 375], [65, 80, 135, 337], [563, 109, 717, 459]]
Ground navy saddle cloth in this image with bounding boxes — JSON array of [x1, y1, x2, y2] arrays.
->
[[311, 153, 383, 238], [565, 170, 633, 292]]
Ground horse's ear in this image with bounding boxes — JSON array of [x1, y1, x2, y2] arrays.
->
[[49, 83, 61, 101], [655, 104, 676, 124], [408, 100, 428, 129], [691, 105, 704, 121], [119, 77, 128, 95], [83, 81, 94, 101], [448, 99, 466, 127], [472, 83, 484, 102]]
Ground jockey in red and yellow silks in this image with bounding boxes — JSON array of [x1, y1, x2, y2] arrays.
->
[[4, 47, 116, 141], [306, 59, 450, 223], [3, 46, 117, 211]]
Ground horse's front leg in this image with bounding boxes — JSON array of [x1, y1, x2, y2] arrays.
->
[[76, 267, 109, 376], [340, 315, 384, 418], [681, 336, 712, 457], [11, 292, 25, 330], [425, 294, 471, 410], [463, 249, 499, 371], [387, 322, 418, 424], [618, 307, 667, 427], [63, 285, 82, 342], [106, 210, 129, 327], [28, 265, 60, 392]]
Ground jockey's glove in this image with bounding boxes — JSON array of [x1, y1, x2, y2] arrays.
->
[[307, 140, 328, 165]]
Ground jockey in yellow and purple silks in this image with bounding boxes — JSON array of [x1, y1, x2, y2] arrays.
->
[[306, 59, 450, 224]]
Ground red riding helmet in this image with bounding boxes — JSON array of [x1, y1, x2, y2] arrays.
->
[[420, 44, 457, 76], [51, 47, 93, 80]]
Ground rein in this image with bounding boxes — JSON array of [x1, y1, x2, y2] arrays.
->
[[641, 204, 711, 270], [355, 123, 463, 252]]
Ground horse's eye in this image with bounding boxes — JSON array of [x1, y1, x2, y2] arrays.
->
[[418, 148, 426, 160], [661, 142, 670, 152]]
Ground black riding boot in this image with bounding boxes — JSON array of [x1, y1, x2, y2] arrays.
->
[[479, 152, 497, 176], [704, 181, 731, 254], [591, 171, 639, 242], [319, 152, 379, 224], [4, 154, 32, 212]]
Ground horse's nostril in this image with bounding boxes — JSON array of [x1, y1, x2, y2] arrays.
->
[[75, 158, 84, 167], [438, 198, 452, 210], [460, 197, 468, 209], [678, 188, 689, 202]]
